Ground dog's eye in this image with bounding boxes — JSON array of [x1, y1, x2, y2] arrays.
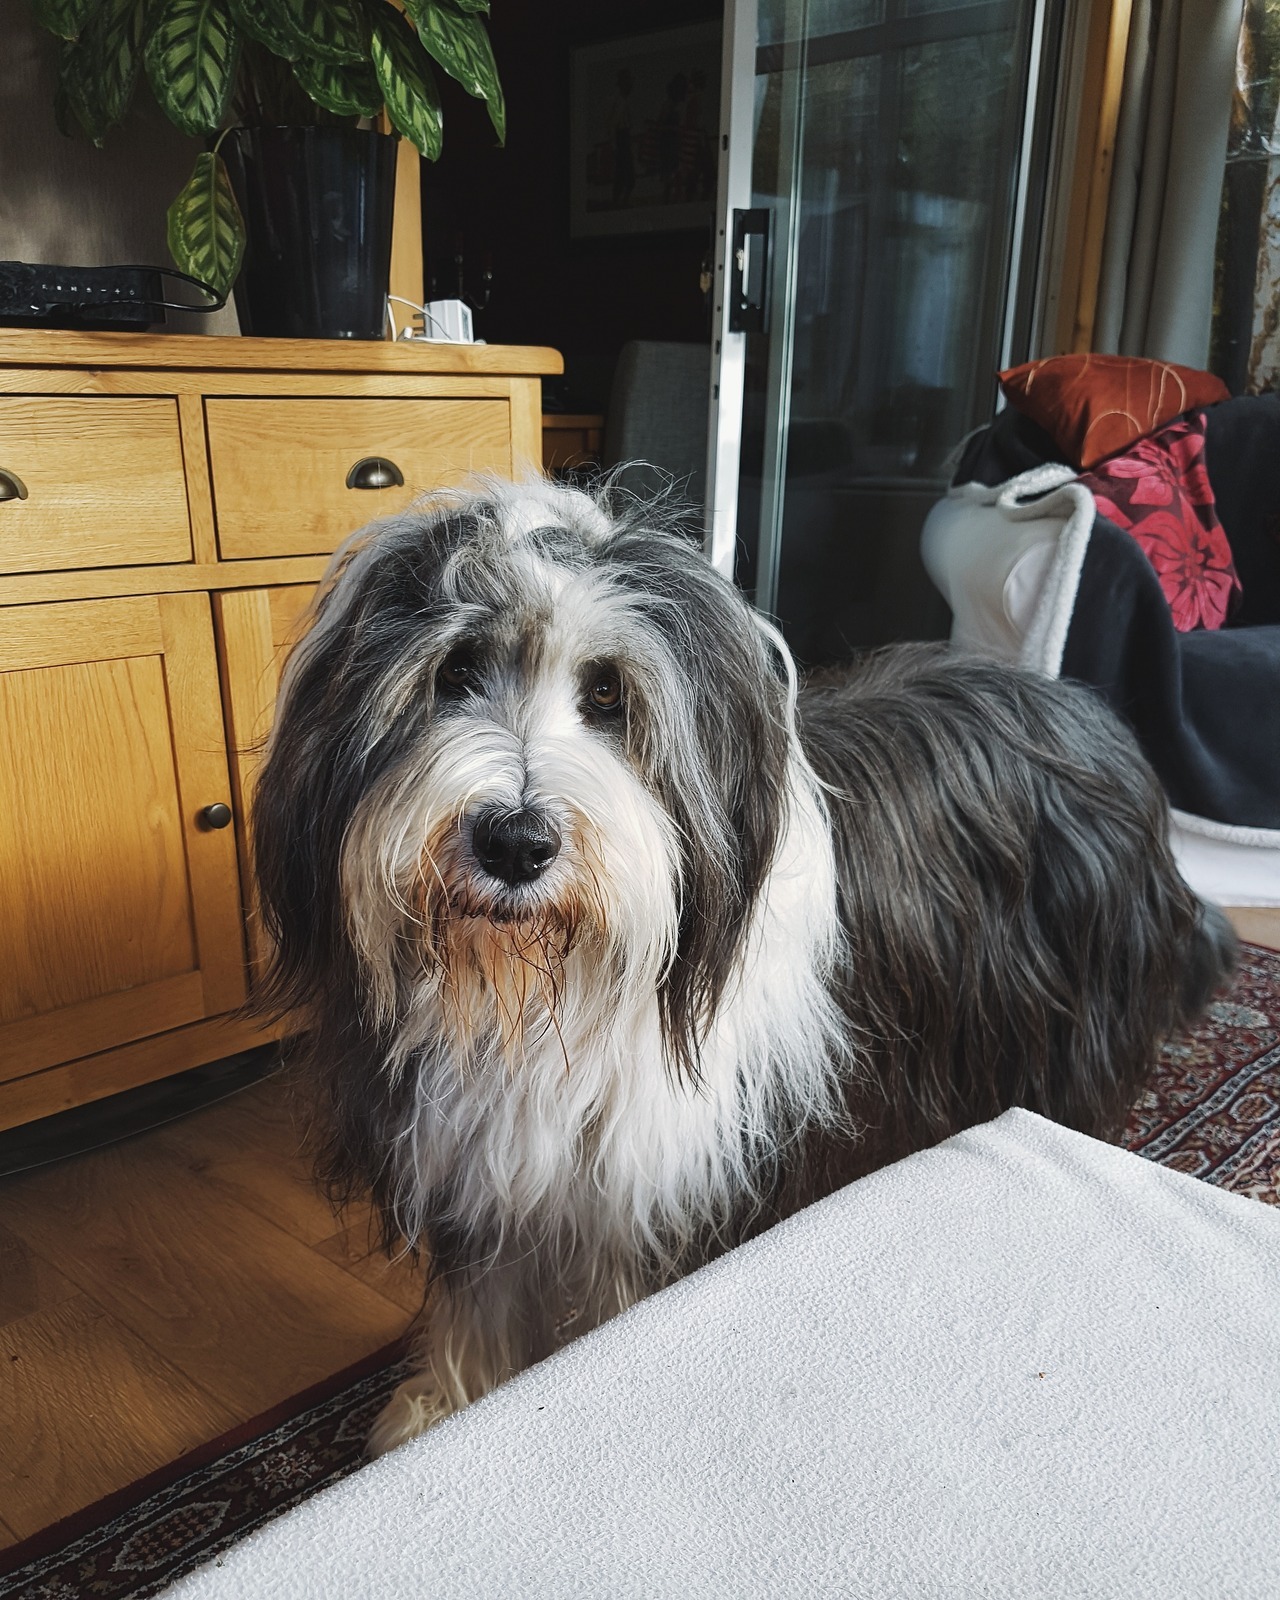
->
[[438, 647, 478, 695], [585, 665, 624, 714]]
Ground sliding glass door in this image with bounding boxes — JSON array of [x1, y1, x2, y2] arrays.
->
[[707, 0, 1063, 665]]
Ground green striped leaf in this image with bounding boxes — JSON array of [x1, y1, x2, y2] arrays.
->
[[451, 0, 489, 12], [292, 54, 382, 117], [145, 0, 241, 138], [88, 0, 147, 128], [371, 12, 442, 160], [32, 0, 99, 41], [55, 36, 109, 143], [276, 0, 369, 65], [227, 0, 306, 60], [166, 150, 245, 296], [404, 0, 503, 142], [53, 0, 144, 139]]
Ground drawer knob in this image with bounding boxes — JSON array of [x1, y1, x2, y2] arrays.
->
[[346, 456, 405, 490], [0, 468, 28, 502], [200, 803, 233, 830]]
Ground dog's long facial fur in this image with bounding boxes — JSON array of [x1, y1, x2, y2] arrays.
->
[[253, 478, 1233, 1453], [253, 481, 849, 1423]]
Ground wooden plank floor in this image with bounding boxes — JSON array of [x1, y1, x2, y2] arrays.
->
[[1226, 906, 1280, 953], [1, 906, 1276, 1552], [0, 1076, 422, 1549]]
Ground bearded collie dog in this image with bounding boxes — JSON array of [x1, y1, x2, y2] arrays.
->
[[251, 478, 1234, 1455]]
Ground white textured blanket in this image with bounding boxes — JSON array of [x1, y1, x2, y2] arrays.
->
[[167, 1110, 1280, 1598]]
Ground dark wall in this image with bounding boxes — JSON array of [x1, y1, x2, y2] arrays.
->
[[420, 0, 723, 412]]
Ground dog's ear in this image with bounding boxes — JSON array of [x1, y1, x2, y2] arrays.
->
[[667, 590, 795, 1083], [251, 512, 454, 1019], [613, 542, 796, 1082], [254, 658, 423, 1250], [251, 589, 371, 1021]]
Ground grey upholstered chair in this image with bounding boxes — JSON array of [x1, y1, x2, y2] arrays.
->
[[602, 340, 712, 509]]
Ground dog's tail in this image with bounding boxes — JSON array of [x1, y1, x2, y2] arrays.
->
[[1176, 898, 1238, 1026]]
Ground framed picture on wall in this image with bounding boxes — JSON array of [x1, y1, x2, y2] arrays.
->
[[570, 21, 722, 238]]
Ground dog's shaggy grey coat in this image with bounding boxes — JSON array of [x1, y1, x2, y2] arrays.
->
[[249, 479, 1234, 1451]]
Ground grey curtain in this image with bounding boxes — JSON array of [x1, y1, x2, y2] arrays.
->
[[1094, 0, 1243, 366]]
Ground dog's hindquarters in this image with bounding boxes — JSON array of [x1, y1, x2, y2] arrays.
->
[[798, 645, 1234, 1147]]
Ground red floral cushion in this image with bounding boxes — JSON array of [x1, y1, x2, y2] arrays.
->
[[1078, 412, 1242, 632]]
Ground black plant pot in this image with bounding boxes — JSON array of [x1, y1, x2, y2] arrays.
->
[[223, 126, 397, 340]]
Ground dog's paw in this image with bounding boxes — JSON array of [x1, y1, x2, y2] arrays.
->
[[366, 1374, 455, 1458]]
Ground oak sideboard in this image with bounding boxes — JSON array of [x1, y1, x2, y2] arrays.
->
[[0, 329, 562, 1131]]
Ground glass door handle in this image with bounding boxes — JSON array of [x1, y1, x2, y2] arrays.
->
[[729, 208, 771, 334]]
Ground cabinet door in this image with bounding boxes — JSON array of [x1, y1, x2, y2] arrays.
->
[[0, 594, 247, 1084], [214, 585, 317, 971]]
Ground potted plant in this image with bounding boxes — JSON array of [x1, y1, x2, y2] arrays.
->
[[30, 0, 504, 337]]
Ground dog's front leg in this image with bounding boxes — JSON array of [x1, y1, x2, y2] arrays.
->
[[367, 1262, 543, 1457]]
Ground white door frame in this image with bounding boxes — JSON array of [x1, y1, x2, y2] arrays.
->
[[703, 0, 759, 578], [752, 2, 809, 618]]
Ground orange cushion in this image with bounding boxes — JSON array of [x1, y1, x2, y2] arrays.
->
[[998, 355, 1230, 470]]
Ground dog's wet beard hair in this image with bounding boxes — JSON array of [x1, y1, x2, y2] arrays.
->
[[250, 486, 798, 1247], [799, 645, 1230, 1144]]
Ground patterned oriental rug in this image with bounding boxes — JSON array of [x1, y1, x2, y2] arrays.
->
[[0, 1347, 414, 1600], [1122, 941, 1280, 1203], [2, 943, 1278, 1600]]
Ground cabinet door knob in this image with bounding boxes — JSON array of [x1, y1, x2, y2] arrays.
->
[[200, 803, 233, 830], [0, 468, 28, 502], [346, 456, 404, 490]]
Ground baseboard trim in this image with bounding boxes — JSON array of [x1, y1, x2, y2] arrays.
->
[[0, 1045, 279, 1177]]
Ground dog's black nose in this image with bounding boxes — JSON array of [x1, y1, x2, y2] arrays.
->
[[472, 809, 562, 885]]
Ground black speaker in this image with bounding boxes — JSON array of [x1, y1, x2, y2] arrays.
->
[[0, 262, 223, 331]]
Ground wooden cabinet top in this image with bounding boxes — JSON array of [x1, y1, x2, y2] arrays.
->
[[0, 329, 564, 377]]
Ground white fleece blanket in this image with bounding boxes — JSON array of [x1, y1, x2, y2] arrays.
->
[[167, 1110, 1280, 1599]]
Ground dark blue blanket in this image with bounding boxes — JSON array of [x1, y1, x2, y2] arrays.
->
[[953, 398, 1280, 829]]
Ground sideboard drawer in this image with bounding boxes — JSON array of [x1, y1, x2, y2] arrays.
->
[[0, 397, 192, 573], [205, 397, 514, 559]]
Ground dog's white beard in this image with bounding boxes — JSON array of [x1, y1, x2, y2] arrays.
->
[[340, 713, 680, 1064]]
